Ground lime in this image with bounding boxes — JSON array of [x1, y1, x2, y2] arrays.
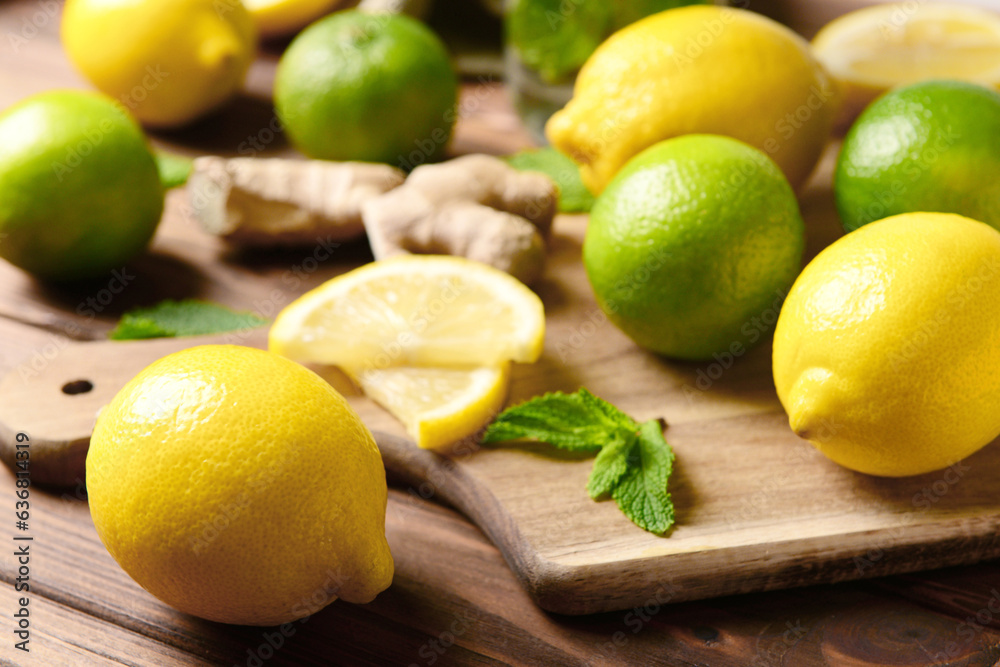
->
[[274, 11, 458, 166], [774, 213, 1000, 477], [0, 91, 164, 282], [585, 134, 805, 361], [88, 345, 393, 625], [835, 80, 1000, 232], [61, 0, 256, 128]]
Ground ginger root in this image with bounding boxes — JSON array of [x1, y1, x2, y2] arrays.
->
[[361, 154, 557, 284], [187, 156, 405, 246]]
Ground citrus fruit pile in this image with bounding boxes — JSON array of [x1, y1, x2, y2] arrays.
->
[[9, 0, 1000, 633]]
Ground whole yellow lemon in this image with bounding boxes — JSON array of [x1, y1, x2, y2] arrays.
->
[[61, 0, 257, 127], [546, 5, 838, 194], [87, 345, 393, 625], [773, 213, 1000, 477]]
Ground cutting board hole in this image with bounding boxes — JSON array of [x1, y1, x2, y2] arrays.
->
[[62, 379, 94, 395]]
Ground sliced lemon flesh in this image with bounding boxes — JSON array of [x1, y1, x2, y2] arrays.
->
[[813, 3, 1000, 122], [269, 255, 545, 369], [352, 364, 510, 452]]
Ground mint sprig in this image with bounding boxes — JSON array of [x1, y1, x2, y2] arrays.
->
[[481, 389, 676, 535]]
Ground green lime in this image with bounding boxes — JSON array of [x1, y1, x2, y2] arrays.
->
[[0, 90, 164, 282], [835, 80, 1000, 232], [506, 0, 709, 84], [584, 134, 805, 361], [274, 11, 458, 166]]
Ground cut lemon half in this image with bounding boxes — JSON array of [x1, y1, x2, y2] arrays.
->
[[269, 255, 546, 369], [242, 0, 350, 38], [352, 364, 510, 452], [812, 2, 1000, 126]]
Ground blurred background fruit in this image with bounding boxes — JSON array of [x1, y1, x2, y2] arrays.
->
[[812, 2, 1000, 129], [274, 10, 458, 165], [245, 0, 355, 39], [88, 345, 394, 625], [0, 90, 164, 282], [61, 0, 257, 128], [835, 79, 1000, 232], [584, 134, 804, 361], [547, 6, 839, 195], [504, 0, 713, 144], [773, 213, 1000, 477]]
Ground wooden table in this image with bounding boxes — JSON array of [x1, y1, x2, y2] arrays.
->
[[3, 1, 1000, 665]]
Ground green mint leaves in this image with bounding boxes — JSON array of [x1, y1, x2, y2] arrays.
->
[[109, 299, 268, 340], [481, 389, 676, 535], [506, 148, 595, 213]]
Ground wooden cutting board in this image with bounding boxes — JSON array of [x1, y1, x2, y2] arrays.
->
[[5, 147, 1000, 616]]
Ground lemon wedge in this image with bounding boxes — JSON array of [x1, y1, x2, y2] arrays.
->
[[812, 2, 1000, 126], [269, 255, 545, 369], [352, 364, 510, 452], [242, 0, 348, 38]]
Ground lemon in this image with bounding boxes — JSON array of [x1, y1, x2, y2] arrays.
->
[[585, 134, 804, 361], [835, 80, 1000, 232], [773, 213, 1000, 478], [352, 364, 510, 452], [0, 90, 164, 282], [87, 345, 393, 625], [546, 6, 838, 194], [244, 0, 350, 39], [274, 11, 458, 165], [813, 2, 1000, 127], [268, 255, 545, 368], [61, 0, 257, 128]]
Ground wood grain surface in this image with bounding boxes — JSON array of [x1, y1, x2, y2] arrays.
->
[[4, 0, 1000, 665]]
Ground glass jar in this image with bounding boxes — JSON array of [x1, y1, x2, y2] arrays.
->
[[503, 0, 723, 144]]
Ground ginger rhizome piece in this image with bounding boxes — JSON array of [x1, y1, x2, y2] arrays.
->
[[361, 154, 558, 284], [187, 156, 405, 246]]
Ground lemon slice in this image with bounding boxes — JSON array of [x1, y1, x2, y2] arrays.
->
[[242, 0, 347, 38], [352, 364, 510, 452], [269, 255, 546, 368], [812, 2, 1000, 125]]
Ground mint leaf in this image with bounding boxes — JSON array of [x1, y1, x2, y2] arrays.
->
[[110, 299, 268, 340], [610, 420, 675, 535], [586, 432, 635, 499], [482, 389, 676, 535], [481, 390, 612, 451], [506, 148, 595, 213], [154, 150, 194, 190]]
